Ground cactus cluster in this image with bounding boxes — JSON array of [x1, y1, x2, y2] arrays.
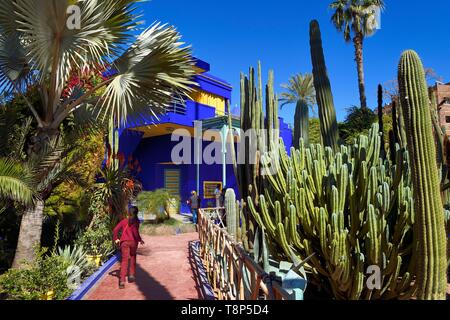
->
[[228, 62, 280, 250], [228, 19, 449, 300], [398, 50, 447, 300], [249, 123, 417, 299]]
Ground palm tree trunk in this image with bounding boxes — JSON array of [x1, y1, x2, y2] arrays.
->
[[12, 129, 61, 268], [353, 33, 367, 110], [12, 199, 45, 268]]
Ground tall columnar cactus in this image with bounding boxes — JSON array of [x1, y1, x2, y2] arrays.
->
[[250, 124, 417, 300], [309, 20, 339, 151], [294, 101, 309, 148], [228, 62, 280, 250], [265, 70, 280, 151], [398, 50, 448, 300], [396, 99, 408, 147], [225, 188, 238, 238], [377, 84, 386, 159]]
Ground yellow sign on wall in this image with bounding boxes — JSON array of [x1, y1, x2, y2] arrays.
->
[[203, 181, 222, 199]]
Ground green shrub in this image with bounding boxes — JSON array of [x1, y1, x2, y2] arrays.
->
[[308, 118, 322, 145], [75, 214, 114, 259], [339, 106, 377, 145], [0, 248, 71, 300], [136, 189, 180, 222]]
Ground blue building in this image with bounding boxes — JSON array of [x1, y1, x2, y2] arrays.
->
[[117, 58, 292, 212]]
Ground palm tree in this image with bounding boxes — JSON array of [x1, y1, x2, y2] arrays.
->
[[280, 73, 316, 147], [0, 0, 196, 267], [330, 0, 385, 110]]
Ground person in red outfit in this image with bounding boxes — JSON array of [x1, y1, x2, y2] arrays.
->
[[113, 206, 145, 289]]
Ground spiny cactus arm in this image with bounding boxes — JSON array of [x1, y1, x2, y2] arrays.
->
[[266, 70, 274, 150], [398, 50, 447, 300], [288, 205, 305, 250], [247, 196, 265, 231], [225, 189, 238, 237]]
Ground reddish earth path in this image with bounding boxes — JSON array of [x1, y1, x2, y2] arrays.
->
[[85, 233, 202, 300]]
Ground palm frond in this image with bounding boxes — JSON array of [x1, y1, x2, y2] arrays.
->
[[279, 73, 316, 111], [96, 22, 196, 127], [0, 32, 31, 93], [329, 0, 385, 40], [1, 0, 142, 97], [0, 157, 35, 205], [9, 116, 33, 161]]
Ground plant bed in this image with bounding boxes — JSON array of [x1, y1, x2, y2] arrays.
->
[[140, 218, 196, 236]]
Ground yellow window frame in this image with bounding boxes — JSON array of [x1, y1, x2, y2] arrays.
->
[[203, 181, 222, 199]]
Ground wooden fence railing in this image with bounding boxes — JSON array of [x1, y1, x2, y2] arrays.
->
[[198, 208, 291, 300]]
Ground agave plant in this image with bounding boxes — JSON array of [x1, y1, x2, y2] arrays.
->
[[0, 0, 196, 267], [56, 245, 91, 289]]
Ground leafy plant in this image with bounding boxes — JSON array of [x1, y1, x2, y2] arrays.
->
[[55, 245, 92, 289], [339, 105, 377, 144], [0, 158, 35, 206], [308, 118, 322, 145], [0, 0, 196, 266], [280, 73, 316, 148], [136, 189, 179, 223], [75, 214, 114, 259], [0, 247, 71, 300]]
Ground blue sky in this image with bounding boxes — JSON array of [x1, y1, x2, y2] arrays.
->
[[141, 0, 450, 123]]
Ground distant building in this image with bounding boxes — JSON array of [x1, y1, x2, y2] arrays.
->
[[432, 83, 450, 135], [382, 82, 450, 136], [113, 58, 293, 212]]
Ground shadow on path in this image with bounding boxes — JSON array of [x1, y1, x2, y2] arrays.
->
[[135, 264, 174, 300], [86, 233, 200, 300], [106, 257, 174, 300]]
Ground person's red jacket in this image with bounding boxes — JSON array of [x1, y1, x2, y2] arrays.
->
[[113, 218, 143, 243]]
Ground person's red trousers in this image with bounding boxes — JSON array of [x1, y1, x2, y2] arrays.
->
[[120, 240, 138, 282]]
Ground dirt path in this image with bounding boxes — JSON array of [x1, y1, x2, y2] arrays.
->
[[84, 233, 203, 300]]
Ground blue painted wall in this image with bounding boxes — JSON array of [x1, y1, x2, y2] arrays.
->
[[127, 119, 291, 208], [115, 59, 293, 209], [132, 134, 238, 211]]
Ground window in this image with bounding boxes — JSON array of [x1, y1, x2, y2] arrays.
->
[[164, 169, 180, 197], [203, 181, 222, 199], [444, 97, 450, 105], [446, 116, 450, 124]]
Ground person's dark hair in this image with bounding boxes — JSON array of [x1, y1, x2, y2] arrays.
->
[[217, 184, 221, 189], [128, 206, 139, 226]]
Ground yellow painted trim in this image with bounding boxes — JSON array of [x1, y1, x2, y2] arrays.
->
[[130, 123, 194, 138], [191, 90, 225, 116]]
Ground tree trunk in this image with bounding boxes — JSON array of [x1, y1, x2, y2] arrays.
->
[[12, 199, 45, 269], [12, 128, 61, 269], [353, 34, 367, 110]]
